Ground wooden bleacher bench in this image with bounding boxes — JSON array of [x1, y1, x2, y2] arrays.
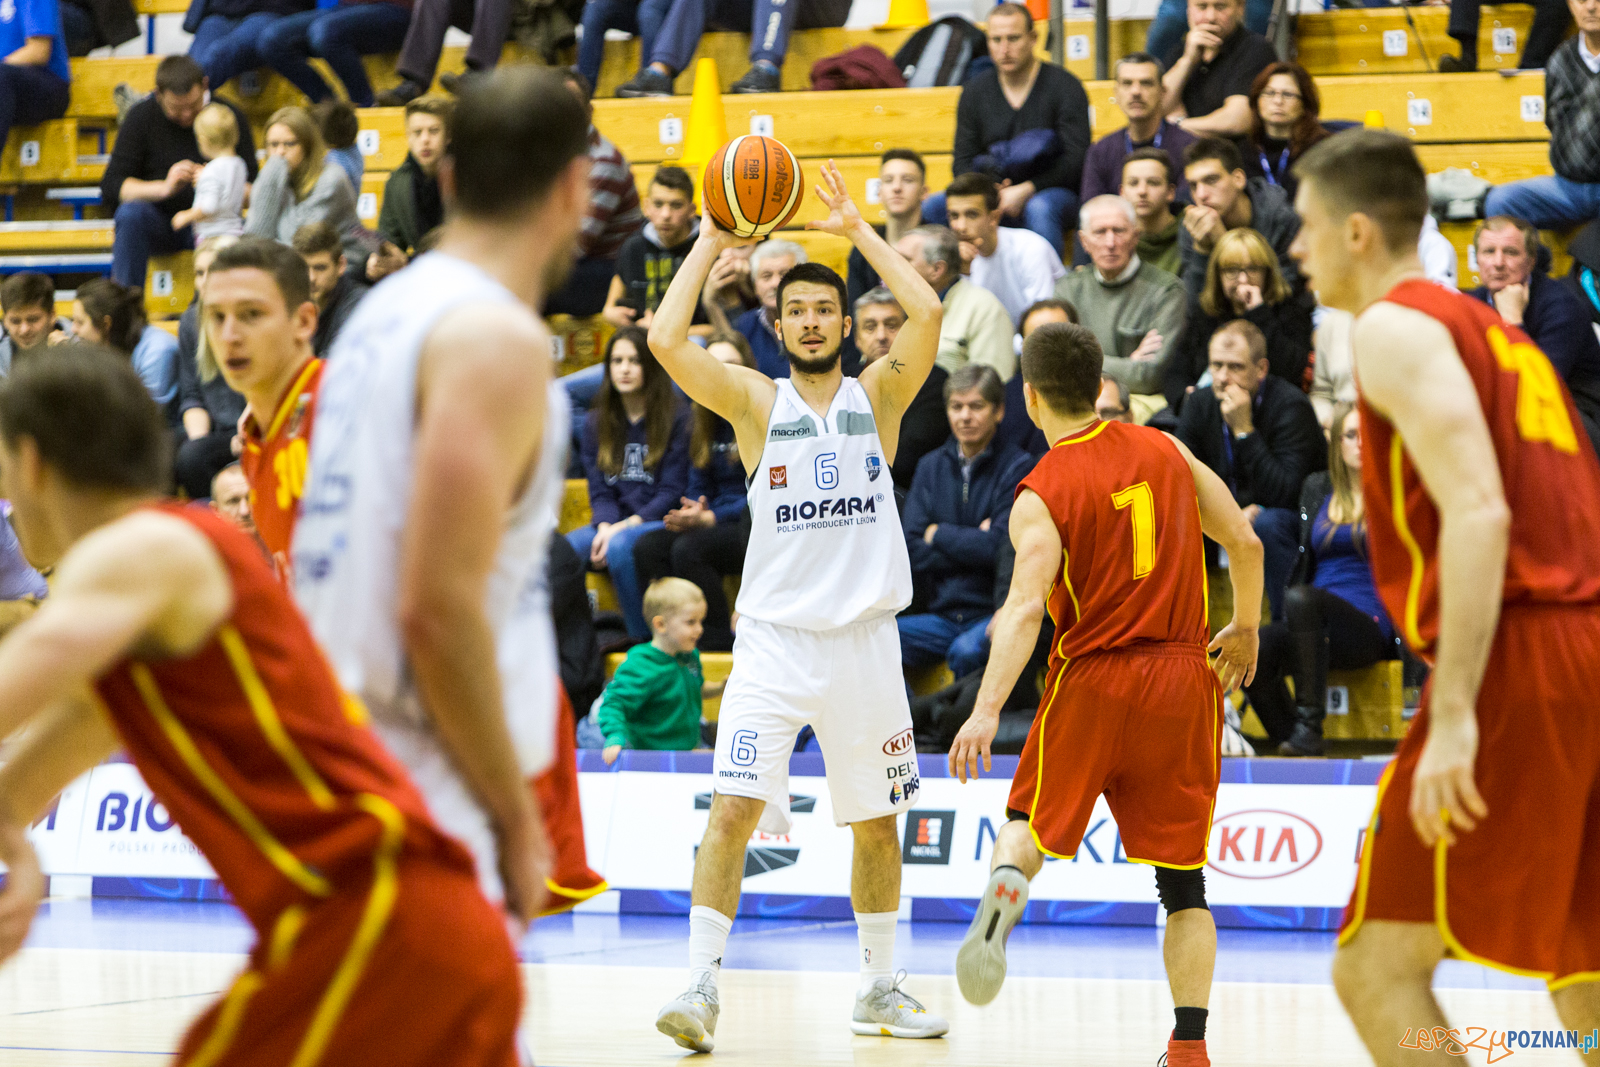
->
[[1323, 660, 1408, 741], [0, 251, 111, 275], [1, 121, 108, 185], [0, 220, 113, 253], [146, 250, 194, 317], [1296, 5, 1533, 75], [559, 478, 591, 536], [602, 650, 733, 721]]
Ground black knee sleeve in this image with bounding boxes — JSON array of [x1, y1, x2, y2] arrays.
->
[[1154, 866, 1208, 915]]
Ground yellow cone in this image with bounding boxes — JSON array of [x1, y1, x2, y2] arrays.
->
[[681, 57, 728, 208], [1364, 109, 1385, 128], [878, 0, 928, 31]]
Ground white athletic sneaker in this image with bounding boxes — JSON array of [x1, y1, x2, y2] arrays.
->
[[851, 971, 949, 1038], [656, 979, 720, 1053], [956, 866, 1029, 1005]]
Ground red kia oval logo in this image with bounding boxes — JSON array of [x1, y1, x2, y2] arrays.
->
[[883, 729, 914, 756], [1206, 809, 1323, 880]]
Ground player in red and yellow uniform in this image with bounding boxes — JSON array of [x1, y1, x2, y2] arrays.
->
[[0, 347, 521, 1067], [239, 355, 321, 566], [1292, 129, 1600, 1062], [947, 322, 1264, 1067]]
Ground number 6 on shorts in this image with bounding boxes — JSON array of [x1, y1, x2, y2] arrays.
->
[[730, 729, 759, 766]]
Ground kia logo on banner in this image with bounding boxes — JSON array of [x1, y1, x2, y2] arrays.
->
[[882, 729, 914, 756], [1207, 809, 1323, 879]]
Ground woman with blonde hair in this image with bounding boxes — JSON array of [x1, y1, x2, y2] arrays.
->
[[1242, 402, 1396, 756], [1165, 226, 1314, 411], [174, 234, 247, 499], [244, 106, 360, 257]]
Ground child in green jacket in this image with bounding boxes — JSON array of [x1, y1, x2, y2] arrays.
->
[[600, 578, 725, 763]]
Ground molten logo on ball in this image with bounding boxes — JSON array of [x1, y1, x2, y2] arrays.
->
[[703, 135, 805, 239]]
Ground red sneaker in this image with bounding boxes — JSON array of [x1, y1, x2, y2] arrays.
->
[[1160, 1035, 1211, 1067]]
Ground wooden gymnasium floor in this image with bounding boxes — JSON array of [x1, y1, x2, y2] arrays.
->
[[0, 899, 1581, 1066]]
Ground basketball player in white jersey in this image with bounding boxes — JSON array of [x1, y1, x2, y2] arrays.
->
[[649, 163, 947, 1052], [292, 68, 591, 937]]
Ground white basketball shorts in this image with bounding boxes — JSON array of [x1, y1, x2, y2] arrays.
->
[[713, 613, 921, 835]]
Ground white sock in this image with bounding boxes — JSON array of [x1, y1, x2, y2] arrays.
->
[[855, 910, 898, 994], [687, 905, 733, 990]]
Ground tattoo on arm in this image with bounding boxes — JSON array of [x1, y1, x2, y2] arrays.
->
[[888, 358, 904, 374]]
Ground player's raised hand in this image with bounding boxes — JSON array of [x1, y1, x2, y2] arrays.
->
[[1207, 620, 1258, 692], [949, 710, 998, 784], [1408, 710, 1488, 848], [0, 822, 43, 964], [806, 160, 863, 238]]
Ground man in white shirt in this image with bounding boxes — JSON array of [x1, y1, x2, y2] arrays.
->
[[945, 172, 1065, 327]]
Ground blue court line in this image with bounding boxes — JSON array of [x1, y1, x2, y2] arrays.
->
[[0, 1047, 167, 1056]]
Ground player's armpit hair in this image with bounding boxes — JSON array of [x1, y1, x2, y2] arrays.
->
[[1154, 866, 1209, 915]]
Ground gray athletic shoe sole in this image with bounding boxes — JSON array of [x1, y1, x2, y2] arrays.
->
[[956, 867, 1029, 1005], [655, 1001, 716, 1053]]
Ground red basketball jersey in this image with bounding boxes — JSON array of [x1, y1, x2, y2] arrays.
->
[[93, 504, 473, 929], [1358, 280, 1600, 660], [240, 358, 322, 570], [1019, 420, 1209, 664]]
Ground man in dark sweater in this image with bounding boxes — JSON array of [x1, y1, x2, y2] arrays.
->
[[366, 95, 450, 283], [602, 166, 706, 331], [1483, 0, 1600, 228], [1080, 52, 1196, 203], [1178, 136, 1302, 298], [898, 364, 1033, 678], [1160, 0, 1276, 138], [847, 149, 926, 307], [854, 285, 950, 491], [1470, 216, 1600, 458], [1177, 319, 1324, 619], [925, 3, 1090, 255], [292, 222, 368, 358], [103, 55, 259, 287]]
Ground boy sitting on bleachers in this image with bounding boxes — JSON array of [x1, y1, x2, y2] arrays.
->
[[597, 578, 724, 763]]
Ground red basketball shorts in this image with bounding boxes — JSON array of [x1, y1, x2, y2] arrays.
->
[[1339, 603, 1600, 987], [1007, 642, 1223, 868]]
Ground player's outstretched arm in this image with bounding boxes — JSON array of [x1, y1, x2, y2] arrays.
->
[[1355, 302, 1507, 848], [404, 304, 555, 924], [647, 223, 773, 465], [1169, 435, 1262, 691], [949, 489, 1060, 784]]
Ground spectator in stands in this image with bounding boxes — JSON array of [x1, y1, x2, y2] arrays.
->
[[314, 100, 363, 191], [0, 273, 67, 375], [103, 56, 259, 287], [612, 0, 849, 97], [1096, 375, 1133, 422], [853, 285, 950, 490], [61, 0, 137, 56], [246, 106, 362, 259], [994, 298, 1072, 456], [1159, 0, 1275, 138], [1179, 136, 1302, 297], [292, 222, 368, 358], [704, 244, 757, 320], [169, 103, 247, 241], [1122, 148, 1183, 277], [1176, 319, 1325, 619], [367, 96, 451, 283], [1054, 195, 1186, 421], [1437, 0, 1569, 73], [945, 172, 1066, 327], [897, 224, 1016, 381], [567, 326, 692, 638], [1469, 215, 1600, 455], [249, 0, 412, 107], [1167, 227, 1312, 412], [597, 578, 723, 762], [848, 149, 926, 306], [176, 235, 247, 500], [1146, 0, 1268, 69], [925, 3, 1090, 255], [72, 278, 179, 415], [577, 0, 671, 90], [1484, 0, 1600, 228], [210, 463, 254, 530], [372, 0, 513, 105], [899, 364, 1033, 679], [0, 0, 71, 156], [184, 0, 308, 91], [546, 70, 645, 318], [603, 166, 704, 330], [1244, 62, 1328, 198], [633, 333, 753, 652], [732, 238, 805, 378], [1081, 53, 1196, 204], [1243, 402, 1394, 756]]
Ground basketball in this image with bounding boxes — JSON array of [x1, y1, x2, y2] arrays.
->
[[701, 135, 804, 239]]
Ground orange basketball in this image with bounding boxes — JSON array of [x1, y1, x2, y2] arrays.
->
[[702, 135, 805, 239]]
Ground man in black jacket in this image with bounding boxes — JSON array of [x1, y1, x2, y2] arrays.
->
[[898, 365, 1035, 677], [1176, 319, 1324, 618], [855, 286, 950, 491], [292, 222, 369, 358]]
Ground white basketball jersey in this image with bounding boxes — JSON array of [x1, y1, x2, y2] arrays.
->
[[292, 252, 563, 778], [737, 377, 911, 630]]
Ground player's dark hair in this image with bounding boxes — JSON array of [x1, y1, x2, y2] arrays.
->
[[1122, 147, 1175, 188], [450, 67, 590, 220], [210, 237, 313, 313], [155, 55, 205, 96], [946, 172, 999, 212], [1292, 128, 1428, 254], [776, 263, 850, 324], [1022, 322, 1104, 416], [74, 279, 146, 356], [1183, 136, 1245, 177], [0, 345, 171, 493], [880, 147, 925, 179], [1, 272, 54, 315], [1019, 297, 1079, 334], [650, 165, 695, 201], [594, 325, 678, 479]]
